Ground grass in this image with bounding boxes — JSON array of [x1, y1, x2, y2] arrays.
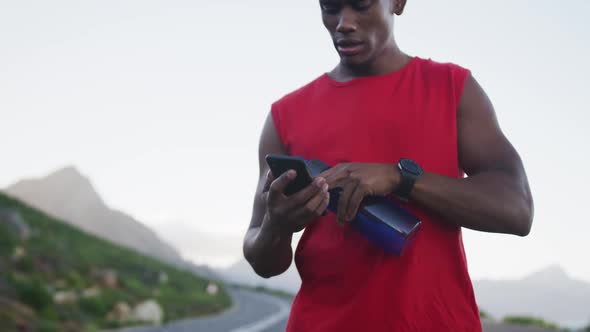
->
[[0, 193, 231, 331], [503, 315, 561, 331]]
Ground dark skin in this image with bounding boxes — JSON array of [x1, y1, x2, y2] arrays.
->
[[243, 0, 534, 278]]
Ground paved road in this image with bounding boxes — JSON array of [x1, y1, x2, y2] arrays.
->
[[260, 318, 287, 332], [115, 288, 290, 332]]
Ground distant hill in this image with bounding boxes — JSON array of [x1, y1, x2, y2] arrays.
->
[[474, 265, 590, 329], [3, 166, 184, 267], [0, 192, 230, 331]]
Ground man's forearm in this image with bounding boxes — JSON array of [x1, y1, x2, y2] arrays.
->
[[243, 214, 294, 278], [411, 170, 533, 236]]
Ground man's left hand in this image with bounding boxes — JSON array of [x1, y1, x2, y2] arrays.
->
[[318, 163, 400, 225]]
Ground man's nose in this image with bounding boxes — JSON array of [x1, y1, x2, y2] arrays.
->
[[336, 7, 357, 33]]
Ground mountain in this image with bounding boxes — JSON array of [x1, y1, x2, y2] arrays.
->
[[474, 265, 590, 329], [2, 166, 183, 266], [0, 192, 230, 331]]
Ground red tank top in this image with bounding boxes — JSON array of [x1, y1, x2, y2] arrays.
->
[[271, 57, 482, 331]]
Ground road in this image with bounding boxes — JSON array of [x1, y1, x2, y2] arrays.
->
[[115, 288, 289, 332]]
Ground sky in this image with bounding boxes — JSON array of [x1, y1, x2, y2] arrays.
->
[[1, 0, 589, 282]]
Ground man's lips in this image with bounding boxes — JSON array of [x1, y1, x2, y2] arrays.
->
[[336, 39, 364, 56], [338, 44, 364, 56]]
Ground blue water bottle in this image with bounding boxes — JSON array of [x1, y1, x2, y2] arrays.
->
[[306, 159, 421, 256]]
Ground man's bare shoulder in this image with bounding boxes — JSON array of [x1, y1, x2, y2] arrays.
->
[[272, 74, 328, 109], [414, 56, 470, 78]]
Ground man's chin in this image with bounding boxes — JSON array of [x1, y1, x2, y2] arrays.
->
[[340, 55, 369, 67]]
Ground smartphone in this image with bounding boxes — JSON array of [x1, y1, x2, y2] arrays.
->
[[265, 154, 314, 196]]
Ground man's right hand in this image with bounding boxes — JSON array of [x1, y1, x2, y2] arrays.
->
[[263, 169, 330, 235], [244, 112, 326, 278]]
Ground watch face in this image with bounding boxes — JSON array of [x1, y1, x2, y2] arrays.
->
[[400, 159, 422, 175]]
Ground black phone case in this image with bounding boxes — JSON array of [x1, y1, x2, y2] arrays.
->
[[265, 154, 314, 196]]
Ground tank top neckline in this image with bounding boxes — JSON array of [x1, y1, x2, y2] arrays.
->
[[322, 56, 420, 87]]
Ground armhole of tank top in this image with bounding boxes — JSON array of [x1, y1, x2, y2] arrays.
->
[[270, 102, 287, 151], [450, 65, 471, 179], [451, 66, 471, 111]]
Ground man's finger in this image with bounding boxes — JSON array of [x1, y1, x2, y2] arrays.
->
[[316, 191, 330, 216], [346, 183, 366, 222], [337, 180, 359, 226], [268, 170, 296, 200], [318, 168, 335, 180], [262, 169, 274, 193], [287, 177, 326, 207], [321, 166, 349, 188], [305, 186, 329, 216], [290, 189, 330, 227]]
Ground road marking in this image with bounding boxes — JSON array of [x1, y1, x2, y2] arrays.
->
[[229, 294, 291, 332]]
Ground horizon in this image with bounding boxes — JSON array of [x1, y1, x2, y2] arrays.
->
[[1, 0, 589, 284]]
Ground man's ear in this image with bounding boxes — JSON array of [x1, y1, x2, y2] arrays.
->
[[391, 0, 407, 15]]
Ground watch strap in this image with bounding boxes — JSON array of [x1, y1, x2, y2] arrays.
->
[[395, 161, 421, 202]]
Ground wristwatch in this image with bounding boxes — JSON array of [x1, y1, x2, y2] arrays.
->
[[394, 158, 423, 202]]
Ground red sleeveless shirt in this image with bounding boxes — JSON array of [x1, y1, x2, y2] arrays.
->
[[271, 57, 482, 331]]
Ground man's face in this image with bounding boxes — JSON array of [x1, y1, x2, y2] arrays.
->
[[320, 0, 400, 66]]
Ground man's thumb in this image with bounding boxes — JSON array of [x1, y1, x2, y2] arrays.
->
[[269, 170, 296, 196]]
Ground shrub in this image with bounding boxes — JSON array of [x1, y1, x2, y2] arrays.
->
[[12, 277, 52, 311], [479, 310, 490, 319], [0, 223, 17, 255], [36, 320, 59, 332], [79, 296, 109, 317], [65, 271, 85, 290], [503, 315, 559, 330]]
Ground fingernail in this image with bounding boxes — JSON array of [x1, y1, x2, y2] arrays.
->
[[322, 184, 329, 192], [287, 170, 296, 179]]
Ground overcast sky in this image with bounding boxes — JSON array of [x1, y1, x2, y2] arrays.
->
[[1, 0, 589, 282]]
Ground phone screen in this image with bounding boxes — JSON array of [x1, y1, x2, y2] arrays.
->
[[265, 154, 313, 196]]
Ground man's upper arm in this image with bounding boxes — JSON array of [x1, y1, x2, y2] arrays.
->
[[457, 74, 532, 200], [247, 111, 287, 231], [459, 75, 519, 174]]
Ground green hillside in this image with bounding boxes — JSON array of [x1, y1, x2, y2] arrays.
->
[[0, 193, 231, 332]]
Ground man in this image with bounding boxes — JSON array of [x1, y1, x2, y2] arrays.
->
[[243, 0, 534, 331]]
